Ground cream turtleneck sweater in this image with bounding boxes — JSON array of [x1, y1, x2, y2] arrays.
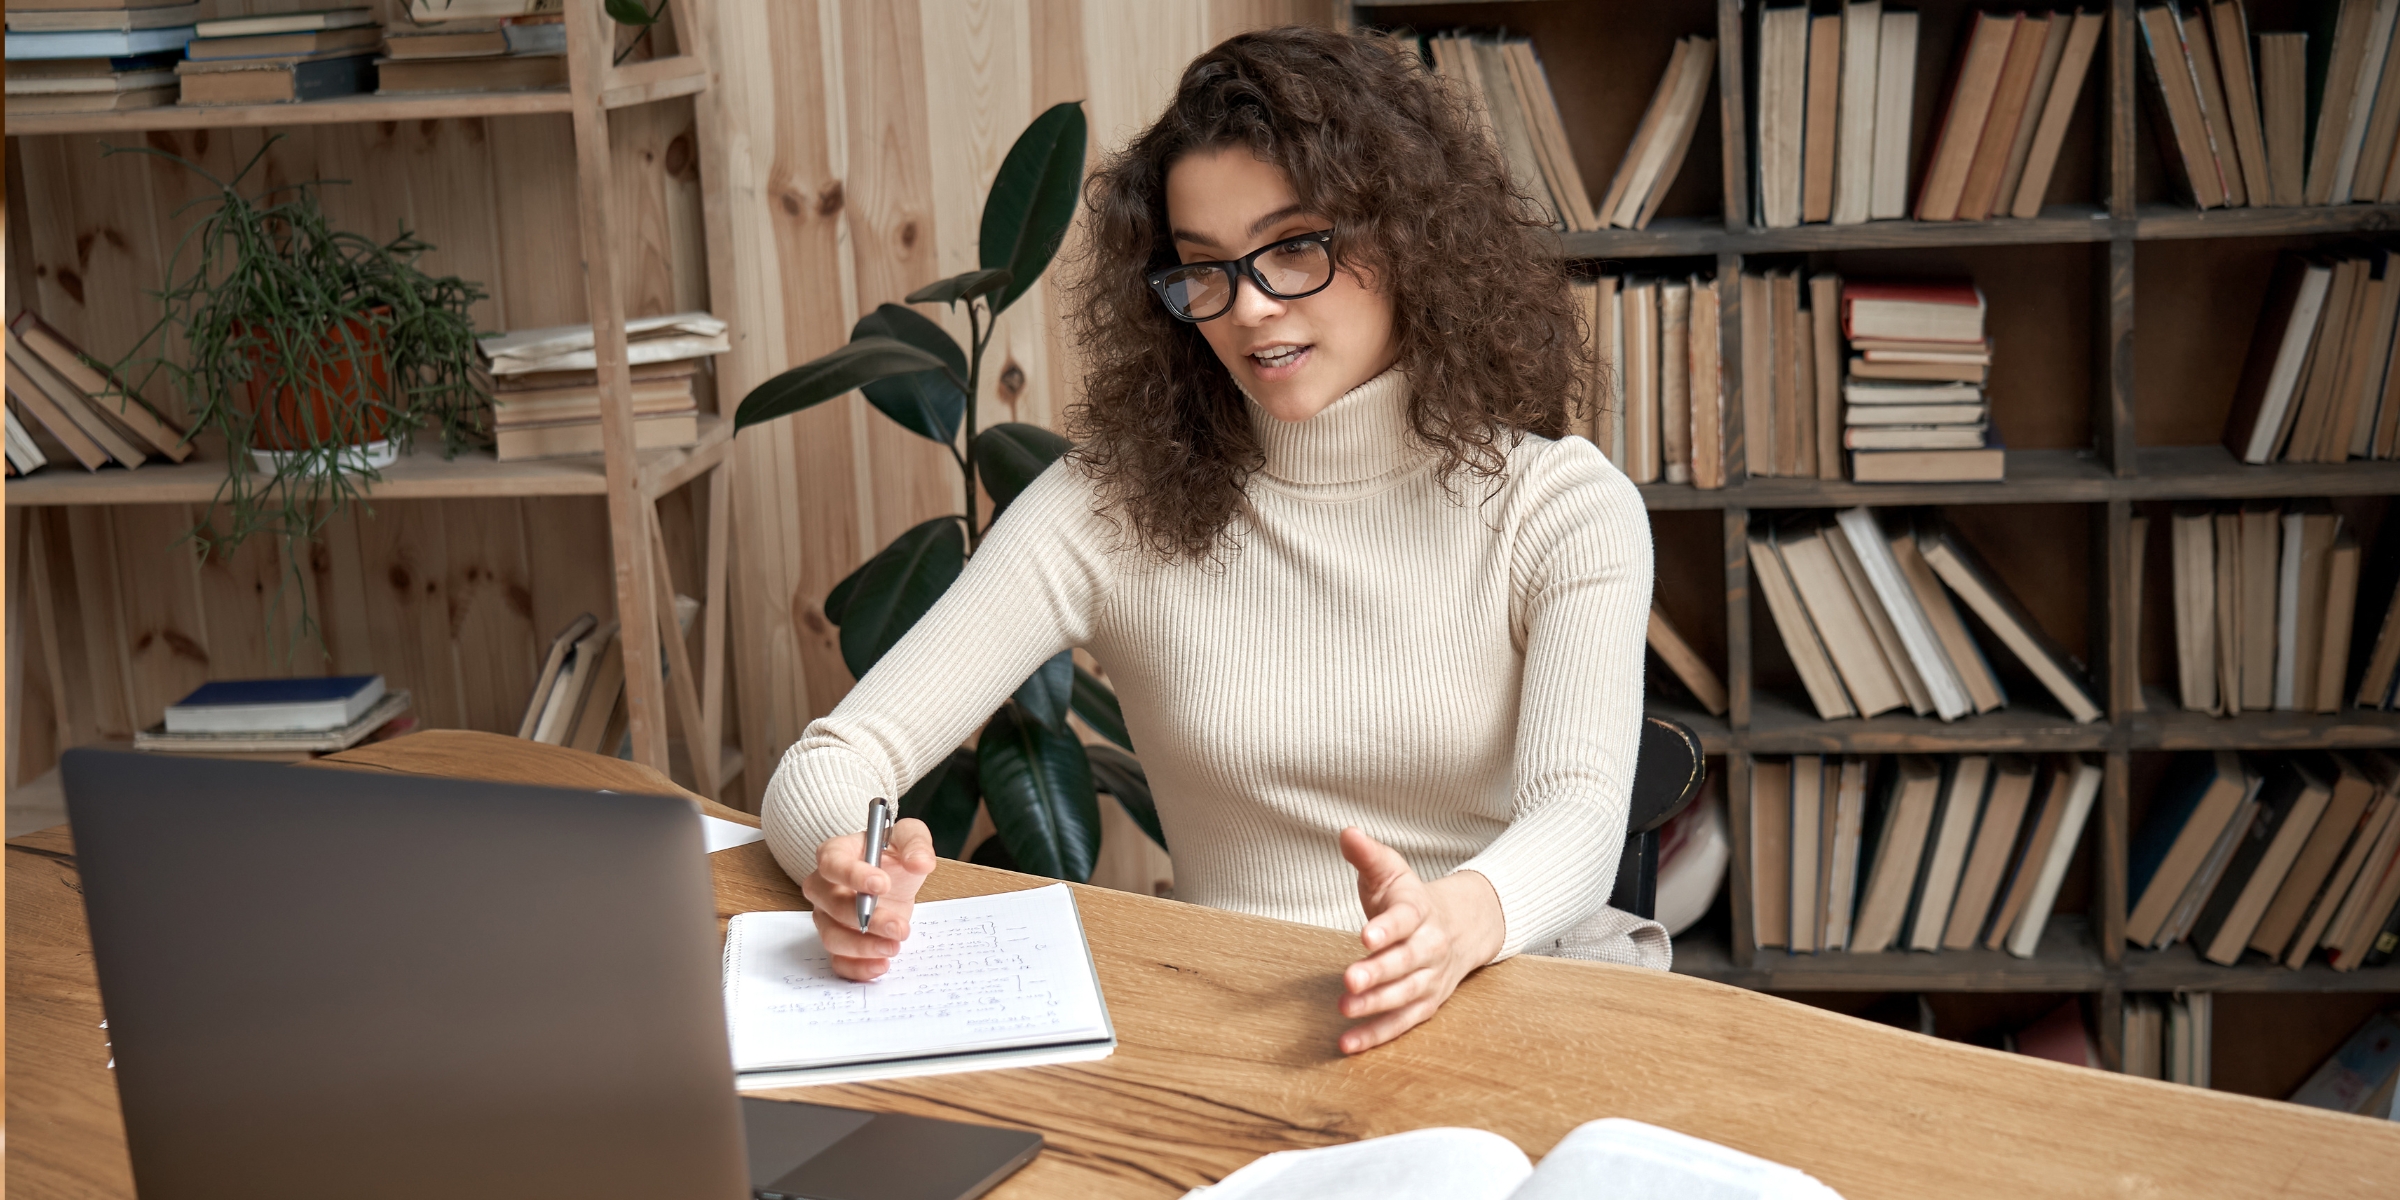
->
[[762, 369, 1666, 966]]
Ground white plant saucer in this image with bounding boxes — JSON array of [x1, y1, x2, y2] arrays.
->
[[248, 439, 398, 475]]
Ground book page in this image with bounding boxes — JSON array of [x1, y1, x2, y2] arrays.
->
[[1182, 1128, 1531, 1200], [724, 884, 1111, 1074], [1513, 1118, 1845, 1200]]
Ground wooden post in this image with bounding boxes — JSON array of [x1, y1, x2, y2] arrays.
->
[[566, 0, 669, 772]]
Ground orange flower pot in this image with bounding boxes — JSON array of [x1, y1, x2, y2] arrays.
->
[[235, 310, 394, 455]]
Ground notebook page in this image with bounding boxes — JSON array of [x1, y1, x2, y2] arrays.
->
[[724, 883, 1111, 1074]]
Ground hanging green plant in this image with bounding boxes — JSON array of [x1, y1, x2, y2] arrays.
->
[[737, 101, 1160, 883], [108, 137, 490, 657]]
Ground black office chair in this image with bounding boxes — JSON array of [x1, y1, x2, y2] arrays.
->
[[1605, 713, 1707, 921]]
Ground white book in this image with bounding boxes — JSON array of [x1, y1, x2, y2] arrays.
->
[[2237, 261, 2335, 462], [1831, 1, 1882, 225], [1835, 507, 1972, 720], [723, 884, 1116, 1089], [1187, 1119, 1843, 1200], [2276, 510, 2304, 709], [480, 311, 731, 374], [4, 406, 46, 472], [1868, 9, 1918, 219], [2006, 757, 2105, 958]]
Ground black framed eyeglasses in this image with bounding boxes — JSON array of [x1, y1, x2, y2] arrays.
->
[[1146, 230, 1336, 323]]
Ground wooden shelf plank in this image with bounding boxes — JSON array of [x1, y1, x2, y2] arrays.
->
[[1635, 448, 2398, 511], [1673, 916, 2110, 991], [2123, 446, 2400, 499], [1555, 207, 2114, 261], [3, 416, 723, 507], [1555, 217, 1728, 260], [4, 90, 573, 137], [2119, 942, 2400, 993], [2131, 201, 2400, 241], [601, 56, 710, 109], [1744, 691, 2109, 753], [2126, 689, 2400, 751]]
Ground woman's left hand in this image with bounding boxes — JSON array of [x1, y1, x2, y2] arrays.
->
[[1335, 826, 1506, 1054]]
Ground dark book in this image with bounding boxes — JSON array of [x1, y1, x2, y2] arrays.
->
[[2361, 893, 2400, 967], [2223, 256, 2335, 464]]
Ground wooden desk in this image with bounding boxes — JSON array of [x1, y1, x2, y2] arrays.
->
[[10, 731, 2398, 1198]]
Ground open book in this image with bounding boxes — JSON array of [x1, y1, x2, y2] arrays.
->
[[723, 883, 1115, 1089], [1185, 1119, 1843, 1200]]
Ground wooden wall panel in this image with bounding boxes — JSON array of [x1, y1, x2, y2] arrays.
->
[[699, 0, 1339, 833]]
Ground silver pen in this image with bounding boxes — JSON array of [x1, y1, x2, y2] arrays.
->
[[855, 797, 892, 933]]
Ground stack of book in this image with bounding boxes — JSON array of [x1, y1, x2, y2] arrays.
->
[[1417, 33, 1600, 232], [2223, 250, 2400, 465], [479, 312, 726, 461], [134, 674, 412, 762], [1842, 280, 2003, 482], [2288, 1010, 2400, 1118], [1911, 10, 2106, 222], [176, 7, 380, 106], [3, 0, 193, 115], [3, 312, 191, 472], [2141, 0, 2400, 210], [1579, 273, 1725, 488], [1748, 753, 2102, 959], [1736, 268, 1844, 480], [2120, 993, 2213, 1084], [1594, 34, 1716, 231], [2129, 751, 2400, 972], [2168, 504, 2366, 716], [1753, 5, 2100, 227], [1750, 508, 2102, 724], [379, 0, 566, 95], [519, 601, 698, 754]]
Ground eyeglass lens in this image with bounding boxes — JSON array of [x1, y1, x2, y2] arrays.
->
[[1157, 237, 1331, 320]]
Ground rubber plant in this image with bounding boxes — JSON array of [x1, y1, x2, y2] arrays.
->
[[107, 138, 488, 655], [735, 102, 1161, 883]]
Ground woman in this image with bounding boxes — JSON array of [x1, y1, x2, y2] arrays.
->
[[763, 26, 1659, 1055]]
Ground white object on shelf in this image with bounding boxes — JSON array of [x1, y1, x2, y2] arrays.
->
[[249, 438, 398, 475]]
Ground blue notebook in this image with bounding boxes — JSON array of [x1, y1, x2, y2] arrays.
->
[[165, 675, 384, 734], [5, 28, 193, 60]]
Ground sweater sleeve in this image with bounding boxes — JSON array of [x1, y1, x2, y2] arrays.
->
[[1455, 437, 1654, 959], [760, 460, 1113, 883]]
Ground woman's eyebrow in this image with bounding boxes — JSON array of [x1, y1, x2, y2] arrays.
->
[[1168, 203, 1312, 250]]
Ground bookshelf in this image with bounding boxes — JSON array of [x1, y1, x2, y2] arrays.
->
[[1351, 0, 2400, 1078], [2, 1, 739, 802]]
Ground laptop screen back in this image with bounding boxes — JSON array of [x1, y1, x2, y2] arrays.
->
[[61, 749, 749, 1200]]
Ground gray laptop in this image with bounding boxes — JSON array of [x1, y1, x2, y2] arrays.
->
[[60, 748, 1041, 1200]]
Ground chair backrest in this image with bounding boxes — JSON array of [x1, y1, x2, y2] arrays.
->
[[1609, 714, 1707, 922], [1629, 714, 1705, 834]]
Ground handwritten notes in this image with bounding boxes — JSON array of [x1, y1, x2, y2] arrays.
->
[[723, 884, 1112, 1076]]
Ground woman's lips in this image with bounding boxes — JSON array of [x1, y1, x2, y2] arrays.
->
[[1248, 343, 1313, 381]]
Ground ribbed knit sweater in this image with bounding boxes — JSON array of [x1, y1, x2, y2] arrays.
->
[[762, 369, 1667, 965]]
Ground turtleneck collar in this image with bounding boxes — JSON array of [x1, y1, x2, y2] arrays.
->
[[1246, 367, 1425, 489]]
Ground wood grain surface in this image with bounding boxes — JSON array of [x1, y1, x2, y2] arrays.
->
[[8, 732, 2398, 1199]]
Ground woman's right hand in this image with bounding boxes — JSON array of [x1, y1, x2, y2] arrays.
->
[[798, 817, 939, 980]]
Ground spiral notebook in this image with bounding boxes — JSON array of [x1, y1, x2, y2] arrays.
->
[[722, 883, 1115, 1089]]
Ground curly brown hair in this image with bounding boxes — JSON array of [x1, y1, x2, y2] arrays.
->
[[1063, 25, 1590, 562]]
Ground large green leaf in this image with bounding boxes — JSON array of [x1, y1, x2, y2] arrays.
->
[[979, 101, 1087, 315], [968, 835, 1018, 871], [1086, 744, 1164, 852], [852, 306, 967, 444], [972, 423, 1071, 519], [1069, 665, 1132, 751], [735, 337, 950, 430], [822, 556, 870, 625], [977, 702, 1100, 881], [905, 268, 1013, 307], [1013, 650, 1073, 731], [836, 517, 967, 680], [604, 0, 658, 25], [897, 749, 981, 859]]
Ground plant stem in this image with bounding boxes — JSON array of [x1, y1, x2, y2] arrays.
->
[[963, 297, 986, 549]]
